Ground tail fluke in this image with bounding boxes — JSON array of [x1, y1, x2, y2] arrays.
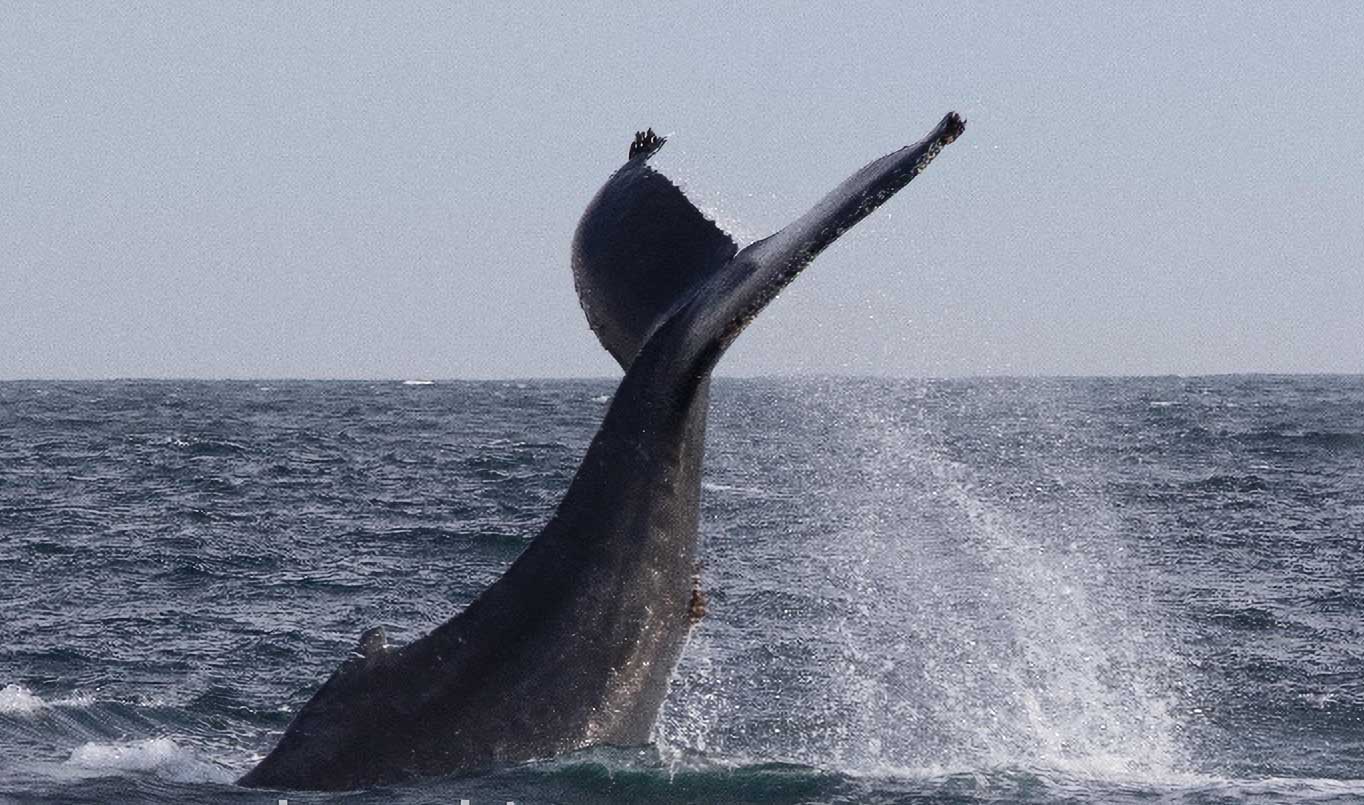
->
[[572, 133, 738, 369], [662, 112, 967, 375]]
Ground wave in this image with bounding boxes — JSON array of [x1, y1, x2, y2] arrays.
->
[[1184, 473, 1269, 493], [1245, 429, 1364, 451], [167, 437, 248, 457], [0, 684, 45, 715], [442, 747, 1364, 805], [3, 702, 1363, 802], [64, 737, 234, 784], [0, 684, 94, 716], [701, 481, 769, 495]]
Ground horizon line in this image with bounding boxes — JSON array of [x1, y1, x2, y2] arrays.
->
[[2, 371, 1362, 384]]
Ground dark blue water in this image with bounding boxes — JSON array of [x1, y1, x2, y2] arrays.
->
[[2, 377, 1361, 804]]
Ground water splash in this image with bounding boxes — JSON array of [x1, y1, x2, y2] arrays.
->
[[919, 456, 1185, 779], [662, 381, 1188, 784]]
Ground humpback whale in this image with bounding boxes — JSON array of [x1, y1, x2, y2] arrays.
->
[[239, 112, 966, 791]]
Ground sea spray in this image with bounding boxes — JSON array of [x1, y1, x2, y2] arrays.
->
[[660, 378, 1189, 782]]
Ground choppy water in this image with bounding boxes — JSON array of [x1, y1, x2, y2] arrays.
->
[[1, 376, 1361, 804]]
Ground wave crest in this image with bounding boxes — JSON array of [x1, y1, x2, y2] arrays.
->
[[65, 737, 233, 784], [0, 684, 45, 715], [0, 684, 94, 716]]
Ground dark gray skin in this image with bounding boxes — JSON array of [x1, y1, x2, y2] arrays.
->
[[239, 112, 965, 791]]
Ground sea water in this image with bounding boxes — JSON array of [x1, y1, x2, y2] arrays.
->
[[1, 376, 1361, 804]]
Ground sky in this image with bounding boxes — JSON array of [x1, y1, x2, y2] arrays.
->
[[2, 2, 1361, 379]]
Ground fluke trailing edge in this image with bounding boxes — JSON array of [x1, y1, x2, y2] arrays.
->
[[239, 112, 966, 791]]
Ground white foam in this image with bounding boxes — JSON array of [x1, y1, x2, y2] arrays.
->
[[0, 684, 96, 715], [402, 379, 435, 385], [701, 482, 767, 495], [65, 737, 233, 784], [0, 684, 45, 715]]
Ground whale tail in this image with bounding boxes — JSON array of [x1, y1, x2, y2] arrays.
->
[[577, 112, 966, 384], [238, 114, 966, 791]]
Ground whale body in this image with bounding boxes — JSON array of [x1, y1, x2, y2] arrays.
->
[[239, 112, 966, 791]]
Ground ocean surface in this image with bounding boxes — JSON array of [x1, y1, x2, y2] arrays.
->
[[1, 376, 1361, 804]]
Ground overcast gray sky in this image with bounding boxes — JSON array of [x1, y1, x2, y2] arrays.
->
[[3, 2, 1360, 379]]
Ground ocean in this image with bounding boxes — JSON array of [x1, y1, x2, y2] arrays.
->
[[1, 376, 1361, 804]]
